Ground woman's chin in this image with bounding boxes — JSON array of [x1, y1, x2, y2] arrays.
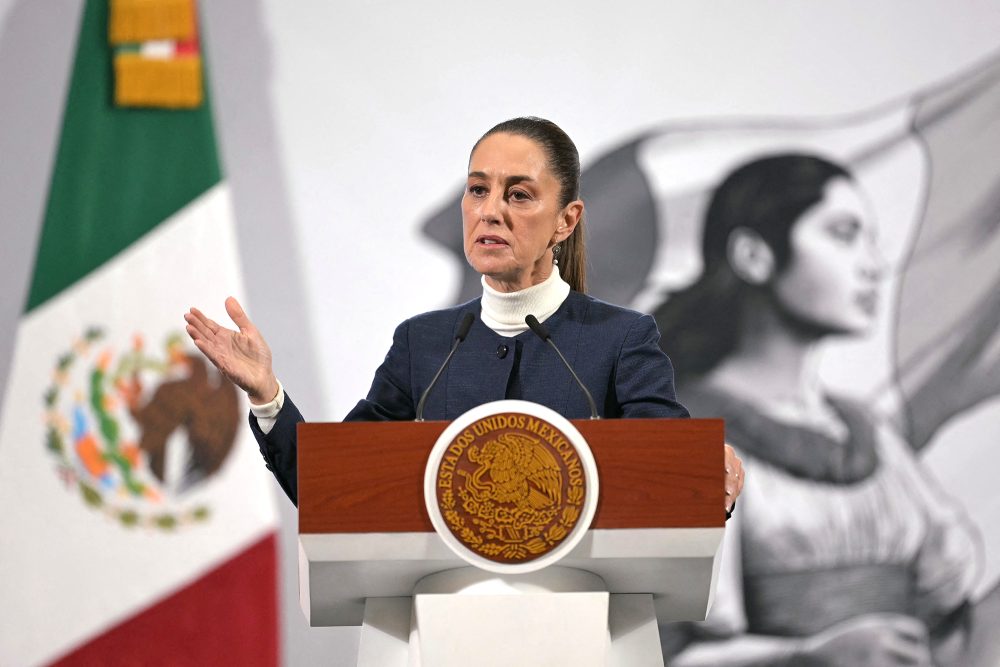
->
[[468, 257, 514, 280], [823, 316, 876, 338]]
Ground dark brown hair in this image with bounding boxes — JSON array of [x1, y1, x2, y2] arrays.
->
[[654, 154, 853, 382]]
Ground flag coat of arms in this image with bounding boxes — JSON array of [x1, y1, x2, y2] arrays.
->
[[0, 1, 280, 664]]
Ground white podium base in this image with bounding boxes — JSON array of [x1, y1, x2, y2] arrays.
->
[[355, 567, 664, 667]]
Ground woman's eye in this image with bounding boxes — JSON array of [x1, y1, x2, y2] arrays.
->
[[508, 189, 530, 201], [468, 185, 487, 197], [827, 219, 860, 243]]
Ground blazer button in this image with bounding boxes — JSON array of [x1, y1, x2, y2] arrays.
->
[[496, 343, 509, 359]]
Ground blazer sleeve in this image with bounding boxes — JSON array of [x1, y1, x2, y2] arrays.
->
[[613, 313, 690, 419], [248, 391, 305, 505], [249, 320, 419, 505]]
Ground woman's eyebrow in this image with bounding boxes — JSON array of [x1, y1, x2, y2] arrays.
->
[[467, 171, 536, 186]]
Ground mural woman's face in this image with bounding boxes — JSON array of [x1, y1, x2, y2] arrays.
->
[[771, 177, 885, 335]]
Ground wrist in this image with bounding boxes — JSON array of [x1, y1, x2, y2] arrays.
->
[[248, 375, 279, 405]]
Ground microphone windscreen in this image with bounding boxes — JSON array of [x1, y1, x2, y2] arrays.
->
[[456, 312, 475, 341], [524, 314, 550, 341]]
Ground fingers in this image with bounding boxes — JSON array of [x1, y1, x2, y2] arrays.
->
[[185, 300, 248, 342], [870, 613, 931, 664], [190, 337, 229, 375], [184, 307, 218, 339], [724, 444, 745, 505], [885, 636, 931, 666], [878, 614, 929, 641], [189, 337, 211, 357], [225, 296, 254, 333], [188, 334, 217, 363]]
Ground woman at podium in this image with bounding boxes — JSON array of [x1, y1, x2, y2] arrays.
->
[[184, 116, 745, 507]]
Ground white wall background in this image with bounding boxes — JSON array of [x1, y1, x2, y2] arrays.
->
[[256, 1, 1000, 419], [2, 2, 999, 665]]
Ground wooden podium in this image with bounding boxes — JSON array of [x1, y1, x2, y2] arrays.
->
[[298, 418, 726, 666]]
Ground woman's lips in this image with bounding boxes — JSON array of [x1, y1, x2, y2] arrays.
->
[[476, 235, 509, 246], [855, 290, 878, 316]]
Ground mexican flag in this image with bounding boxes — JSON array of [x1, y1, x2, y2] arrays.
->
[[0, 1, 280, 664]]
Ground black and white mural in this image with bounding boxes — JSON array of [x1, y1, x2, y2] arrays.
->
[[423, 55, 1000, 666], [643, 59, 1000, 667]]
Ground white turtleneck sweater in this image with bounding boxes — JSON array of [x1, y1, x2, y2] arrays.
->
[[251, 269, 572, 433], [478, 268, 570, 336]]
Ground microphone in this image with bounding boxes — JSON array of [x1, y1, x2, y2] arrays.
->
[[415, 312, 475, 421], [525, 314, 600, 420]]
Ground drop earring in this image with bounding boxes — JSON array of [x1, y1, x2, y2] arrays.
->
[[552, 244, 562, 265]]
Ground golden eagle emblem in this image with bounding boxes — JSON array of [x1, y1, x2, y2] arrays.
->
[[464, 433, 562, 513], [435, 412, 587, 564]]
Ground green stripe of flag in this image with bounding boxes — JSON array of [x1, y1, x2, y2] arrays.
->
[[27, 0, 222, 313]]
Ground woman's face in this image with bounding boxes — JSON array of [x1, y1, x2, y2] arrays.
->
[[771, 177, 885, 335], [462, 132, 580, 292]]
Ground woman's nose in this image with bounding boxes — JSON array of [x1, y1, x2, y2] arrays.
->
[[861, 241, 888, 282], [479, 190, 504, 223]]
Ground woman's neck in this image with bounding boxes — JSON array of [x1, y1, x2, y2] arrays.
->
[[700, 296, 846, 438], [484, 263, 554, 293], [480, 268, 570, 336]]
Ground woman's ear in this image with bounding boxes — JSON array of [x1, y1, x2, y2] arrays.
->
[[727, 227, 775, 284], [553, 200, 584, 243]]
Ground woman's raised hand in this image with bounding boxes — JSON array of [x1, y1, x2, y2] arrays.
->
[[184, 297, 279, 404]]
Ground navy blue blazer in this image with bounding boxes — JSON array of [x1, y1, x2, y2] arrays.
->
[[250, 291, 689, 504]]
